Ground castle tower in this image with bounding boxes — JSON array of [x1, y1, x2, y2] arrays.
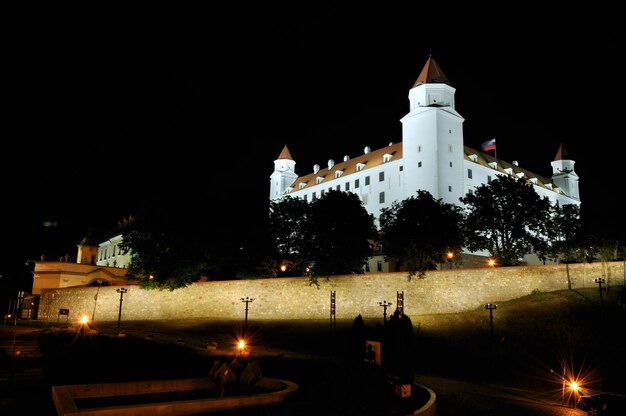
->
[[400, 55, 465, 205], [76, 231, 99, 265], [550, 144, 580, 200], [270, 145, 298, 200]]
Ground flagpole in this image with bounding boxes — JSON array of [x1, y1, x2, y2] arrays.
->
[[494, 137, 497, 162]]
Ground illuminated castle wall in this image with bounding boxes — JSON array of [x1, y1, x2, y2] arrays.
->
[[36, 262, 622, 323]]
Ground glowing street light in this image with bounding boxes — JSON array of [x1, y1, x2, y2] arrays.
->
[[446, 251, 454, 269], [487, 258, 496, 267]]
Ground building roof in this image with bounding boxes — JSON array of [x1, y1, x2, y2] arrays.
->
[[553, 143, 570, 161], [413, 55, 451, 87], [277, 145, 293, 160], [287, 142, 402, 192], [282, 141, 565, 197]]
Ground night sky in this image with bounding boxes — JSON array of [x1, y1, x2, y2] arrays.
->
[[3, 4, 625, 298]]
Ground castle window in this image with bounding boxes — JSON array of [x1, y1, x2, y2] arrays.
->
[[379, 192, 385, 204], [399, 166, 403, 171], [365, 262, 370, 272], [449, 129, 452, 134], [448, 186, 452, 192], [304, 194, 308, 202], [365, 176, 370, 186], [377, 260, 383, 272], [336, 185, 340, 191], [345, 182, 350, 191], [418, 145, 422, 152], [487, 175, 492, 183], [448, 144, 453, 152], [321, 190, 325, 196], [449, 161, 453, 167], [312, 192, 317, 201], [468, 169, 473, 179], [355, 179, 360, 188], [418, 161, 422, 168], [379, 172, 385, 182]]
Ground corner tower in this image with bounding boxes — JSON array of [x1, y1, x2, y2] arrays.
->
[[550, 144, 580, 201], [270, 145, 298, 200], [400, 56, 465, 205]]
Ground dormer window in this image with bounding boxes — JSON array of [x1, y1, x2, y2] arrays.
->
[[545, 183, 553, 190], [515, 172, 525, 178], [468, 154, 478, 162], [299, 182, 307, 190], [504, 168, 513, 175], [335, 170, 344, 179], [316, 177, 324, 185], [488, 162, 498, 170], [530, 177, 537, 184], [356, 162, 365, 172], [383, 153, 393, 163]]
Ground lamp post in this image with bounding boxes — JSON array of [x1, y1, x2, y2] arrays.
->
[[116, 288, 128, 333], [240, 297, 254, 336], [91, 279, 103, 321], [594, 277, 605, 309], [379, 300, 392, 324], [484, 303, 497, 337], [446, 251, 453, 269]]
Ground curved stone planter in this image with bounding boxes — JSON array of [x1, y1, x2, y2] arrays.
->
[[52, 376, 299, 415], [411, 383, 437, 416]]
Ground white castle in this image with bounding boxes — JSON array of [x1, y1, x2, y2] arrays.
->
[[269, 56, 580, 271]]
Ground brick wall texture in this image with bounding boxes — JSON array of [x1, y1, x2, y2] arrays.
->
[[37, 262, 625, 323]]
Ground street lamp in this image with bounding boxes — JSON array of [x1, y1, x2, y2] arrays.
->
[[379, 300, 392, 324], [116, 288, 128, 333], [446, 251, 454, 269], [91, 279, 103, 321], [240, 297, 254, 336], [594, 277, 605, 309], [484, 303, 497, 336]]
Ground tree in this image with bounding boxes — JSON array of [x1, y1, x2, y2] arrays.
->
[[379, 190, 465, 278], [267, 196, 311, 276], [547, 203, 583, 289], [120, 201, 238, 290], [460, 175, 553, 266], [307, 190, 377, 276]]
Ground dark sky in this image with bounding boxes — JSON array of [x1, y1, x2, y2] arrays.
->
[[3, 4, 625, 294]]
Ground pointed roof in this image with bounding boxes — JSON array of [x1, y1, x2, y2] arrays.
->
[[413, 55, 451, 87], [277, 145, 293, 160], [553, 143, 570, 161]]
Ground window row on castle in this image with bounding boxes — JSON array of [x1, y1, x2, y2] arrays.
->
[[98, 245, 127, 261], [298, 166, 404, 190]]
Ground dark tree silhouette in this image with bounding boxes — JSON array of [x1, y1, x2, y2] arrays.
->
[[460, 175, 553, 266], [379, 190, 465, 278]]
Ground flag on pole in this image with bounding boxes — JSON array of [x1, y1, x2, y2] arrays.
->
[[481, 138, 496, 152]]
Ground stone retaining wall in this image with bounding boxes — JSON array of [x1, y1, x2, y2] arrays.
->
[[37, 262, 626, 323]]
